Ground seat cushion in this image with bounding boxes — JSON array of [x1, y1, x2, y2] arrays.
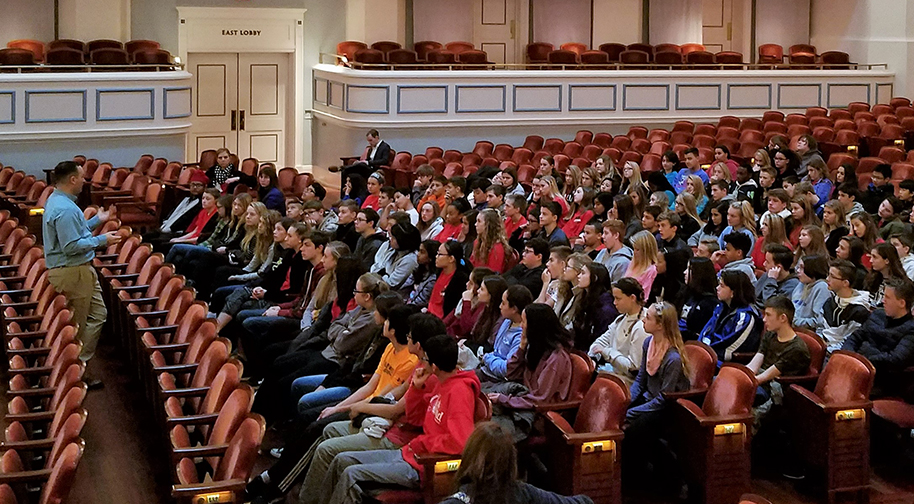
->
[[873, 399, 914, 429]]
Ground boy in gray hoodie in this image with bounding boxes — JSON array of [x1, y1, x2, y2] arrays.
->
[[714, 232, 755, 283], [595, 219, 633, 282], [754, 244, 800, 310], [820, 260, 872, 354]]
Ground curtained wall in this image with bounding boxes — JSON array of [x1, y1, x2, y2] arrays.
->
[[412, 0, 473, 45], [649, 0, 702, 44], [531, 0, 592, 47]]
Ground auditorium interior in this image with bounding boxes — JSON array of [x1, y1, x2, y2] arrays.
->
[[2, 0, 914, 503]]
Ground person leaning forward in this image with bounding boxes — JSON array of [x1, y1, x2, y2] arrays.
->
[[42, 161, 123, 388]]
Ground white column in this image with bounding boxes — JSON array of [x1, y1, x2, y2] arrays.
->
[[58, 0, 130, 41], [811, 0, 914, 100]]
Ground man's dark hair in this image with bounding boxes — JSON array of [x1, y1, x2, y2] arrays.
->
[[891, 232, 914, 250], [643, 205, 662, 220], [782, 176, 800, 186], [53, 161, 80, 184], [505, 193, 527, 214], [339, 199, 360, 213], [684, 147, 699, 157], [830, 259, 857, 285], [719, 270, 756, 307], [767, 188, 790, 203], [764, 295, 795, 321], [765, 243, 794, 270], [837, 183, 860, 200], [874, 163, 893, 179], [658, 211, 680, 229], [387, 305, 418, 345], [448, 176, 467, 193], [504, 284, 534, 312], [723, 231, 752, 258], [800, 254, 829, 280], [485, 185, 506, 198], [367, 128, 380, 138], [423, 334, 458, 372], [310, 182, 327, 201], [407, 313, 446, 348], [307, 230, 331, 250], [432, 174, 448, 185], [541, 200, 561, 219], [469, 178, 491, 192], [899, 179, 914, 192], [303, 200, 325, 212], [380, 186, 396, 199], [886, 278, 914, 311], [359, 208, 380, 227], [280, 217, 297, 230], [714, 145, 731, 158], [525, 237, 549, 264], [712, 179, 730, 192]]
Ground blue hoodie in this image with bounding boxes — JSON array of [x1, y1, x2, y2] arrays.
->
[[699, 302, 762, 364], [479, 318, 523, 380]]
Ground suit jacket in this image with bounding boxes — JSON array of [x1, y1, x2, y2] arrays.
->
[[366, 140, 392, 169]]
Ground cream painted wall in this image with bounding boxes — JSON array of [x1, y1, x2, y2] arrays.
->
[[1, 0, 55, 44], [756, 0, 809, 54], [592, 0, 642, 45], [347, 0, 406, 45], [59, 0, 131, 41], [413, 0, 474, 45], [811, 0, 913, 99]]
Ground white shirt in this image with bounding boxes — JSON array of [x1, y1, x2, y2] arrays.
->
[[161, 196, 199, 233]]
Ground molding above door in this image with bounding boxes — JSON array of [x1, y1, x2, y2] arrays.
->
[[177, 6, 306, 169]]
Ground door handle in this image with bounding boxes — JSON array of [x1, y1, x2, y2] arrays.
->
[[231, 110, 237, 131], [240, 110, 245, 131]]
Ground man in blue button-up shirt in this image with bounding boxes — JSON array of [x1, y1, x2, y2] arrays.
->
[[43, 161, 122, 378]]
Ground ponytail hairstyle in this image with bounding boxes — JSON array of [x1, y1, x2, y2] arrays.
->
[[311, 241, 352, 309]]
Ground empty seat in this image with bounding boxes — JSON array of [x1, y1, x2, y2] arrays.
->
[[654, 50, 683, 67], [386, 49, 419, 67], [526, 42, 553, 64], [599, 43, 626, 62], [426, 50, 457, 66], [789, 53, 816, 67], [653, 43, 681, 54], [789, 43, 817, 56], [46, 48, 86, 66], [686, 51, 714, 67], [627, 43, 654, 61], [353, 48, 385, 67], [819, 50, 851, 69], [6, 39, 46, 62], [445, 41, 475, 53], [370, 41, 402, 55], [579, 50, 610, 67], [560, 42, 587, 56], [133, 49, 172, 66], [90, 48, 129, 66], [336, 40, 368, 62], [413, 40, 443, 61], [714, 51, 743, 67], [619, 50, 650, 68], [457, 50, 489, 67], [547, 49, 578, 68], [49, 39, 86, 52], [762, 110, 785, 123], [0, 48, 35, 67], [87, 39, 123, 53], [758, 43, 784, 65], [125, 39, 160, 55]]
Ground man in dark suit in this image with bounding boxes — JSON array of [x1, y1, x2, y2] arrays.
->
[[329, 128, 392, 189]]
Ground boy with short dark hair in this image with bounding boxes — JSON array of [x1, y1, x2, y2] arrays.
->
[[837, 183, 864, 218], [411, 164, 435, 206], [864, 163, 895, 214], [821, 259, 872, 354], [749, 296, 811, 398], [418, 175, 448, 214], [641, 205, 662, 234]]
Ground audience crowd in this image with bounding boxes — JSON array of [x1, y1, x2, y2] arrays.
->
[[148, 131, 914, 503]]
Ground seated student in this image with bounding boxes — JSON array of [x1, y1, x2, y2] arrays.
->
[[712, 231, 755, 282], [360, 172, 384, 211], [890, 232, 914, 282], [446, 176, 468, 204], [878, 196, 907, 240], [285, 197, 304, 222], [503, 194, 529, 251], [333, 200, 361, 251], [319, 335, 481, 504], [714, 144, 740, 179], [411, 164, 435, 207], [758, 167, 779, 210], [656, 212, 692, 261], [144, 170, 208, 247], [417, 174, 448, 214], [256, 165, 286, 212], [304, 200, 339, 234], [536, 201, 570, 247], [734, 165, 762, 213], [444, 267, 496, 338], [436, 198, 468, 244], [575, 219, 605, 259], [679, 257, 720, 341], [595, 219, 633, 282], [416, 200, 445, 241], [675, 147, 709, 193], [440, 422, 593, 504], [468, 178, 491, 211], [836, 236, 869, 289], [352, 208, 386, 273], [699, 270, 762, 363], [504, 237, 548, 296], [701, 180, 736, 222], [402, 240, 439, 309], [836, 183, 865, 221], [718, 200, 757, 252], [897, 179, 914, 214], [302, 181, 328, 205], [781, 175, 800, 199], [750, 296, 812, 408], [160, 188, 221, 250], [842, 278, 914, 389], [536, 245, 572, 308], [641, 205, 662, 235], [485, 184, 507, 215], [622, 301, 690, 490], [251, 272, 388, 423], [471, 209, 513, 273], [589, 277, 650, 385], [462, 276, 509, 357], [376, 186, 398, 230], [487, 304, 578, 441], [696, 238, 719, 260], [821, 259, 872, 354], [371, 221, 421, 290], [754, 244, 800, 310], [427, 241, 470, 319], [791, 255, 830, 330], [568, 262, 617, 350], [478, 285, 534, 382], [758, 188, 792, 232], [863, 163, 895, 214], [391, 187, 419, 226]]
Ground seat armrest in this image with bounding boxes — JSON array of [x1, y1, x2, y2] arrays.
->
[[160, 387, 210, 398], [821, 400, 874, 415], [0, 468, 52, 484], [107, 273, 140, 282], [0, 301, 38, 311], [8, 365, 54, 376], [130, 309, 168, 319], [414, 452, 460, 465], [144, 342, 188, 354], [141, 325, 180, 336], [6, 330, 49, 340], [95, 253, 119, 261], [0, 438, 55, 451], [662, 388, 708, 401], [126, 297, 159, 306], [0, 276, 27, 284], [171, 479, 247, 499], [6, 386, 56, 397], [4, 316, 44, 325], [165, 413, 219, 427], [155, 363, 199, 374], [0, 289, 33, 297], [0, 265, 21, 272], [7, 347, 52, 357], [113, 285, 148, 294], [4, 411, 55, 423], [534, 400, 582, 413], [544, 410, 575, 435], [171, 444, 228, 460], [100, 263, 129, 272]]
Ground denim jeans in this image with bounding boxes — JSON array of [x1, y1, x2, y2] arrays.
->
[[290, 374, 352, 416]]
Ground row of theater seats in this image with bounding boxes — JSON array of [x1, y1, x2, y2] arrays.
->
[[375, 98, 914, 192], [0, 159, 266, 503], [335, 39, 853, 69], [0, 39, 173, 69]]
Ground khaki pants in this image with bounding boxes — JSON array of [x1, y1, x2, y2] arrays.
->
[[47, 264, 106, 361]]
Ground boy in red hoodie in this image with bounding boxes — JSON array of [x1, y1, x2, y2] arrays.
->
[[320, 334, 480, 504]]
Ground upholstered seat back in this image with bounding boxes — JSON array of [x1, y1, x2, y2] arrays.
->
[[814, 351, 875, 404], [684, 341, 717, 391], [702, 364, 757, 417], [574, 375, 630, 432]]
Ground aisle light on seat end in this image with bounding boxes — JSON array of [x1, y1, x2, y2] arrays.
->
[[192, 491, 233, 503], [29, 208, 44, 216], [847, 145, 858, 154], [895, 139, 905, 148]]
